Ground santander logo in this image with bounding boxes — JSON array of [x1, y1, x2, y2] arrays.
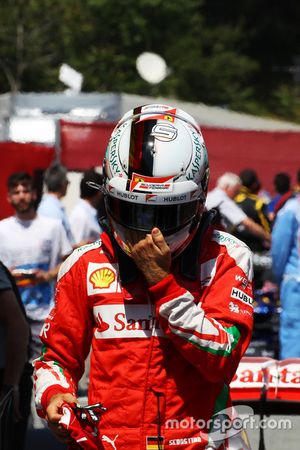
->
[[93, 304, 164, 339], [96, 313, 110, 332]]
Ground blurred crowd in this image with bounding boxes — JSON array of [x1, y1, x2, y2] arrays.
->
[[0, 162, 300, 448], [0, 164, 104, 449], [206, 167, 300, 361]]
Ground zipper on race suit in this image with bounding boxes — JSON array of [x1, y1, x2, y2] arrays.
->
[[150, 387, 164, 450], [140, 294, 165, 449]]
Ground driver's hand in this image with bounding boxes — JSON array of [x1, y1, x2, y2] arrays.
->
[[46, 393, 77, 443], [130, 228, 171, 286]]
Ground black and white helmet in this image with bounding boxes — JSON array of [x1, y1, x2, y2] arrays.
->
[[103, 104, 209, 257]]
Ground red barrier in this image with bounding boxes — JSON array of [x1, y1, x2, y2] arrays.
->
[[59, 120, 300, 194], [202, 127, 300, 193], [230, 357, 300, 403], [0, 142, 55, 219], [59, 120, 115, 170]]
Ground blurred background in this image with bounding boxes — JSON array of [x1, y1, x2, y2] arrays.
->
[[1, 0, 300, 217], [1, 0, 300, 216], [1, 0, 300, 119]]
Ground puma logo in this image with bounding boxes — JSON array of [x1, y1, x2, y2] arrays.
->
[[102, 434, 118, 450]]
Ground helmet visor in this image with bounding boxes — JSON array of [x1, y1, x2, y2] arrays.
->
[[105, 196, 198, 234]]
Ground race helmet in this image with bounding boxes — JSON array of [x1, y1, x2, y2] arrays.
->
[[103, 104, 209, 257]]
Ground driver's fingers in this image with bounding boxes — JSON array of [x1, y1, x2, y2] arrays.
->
[[151, 228, 168, 253]]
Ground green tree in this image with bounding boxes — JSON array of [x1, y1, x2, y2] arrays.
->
[[0, 0, 299, 121], [0, 0, 63, 92]]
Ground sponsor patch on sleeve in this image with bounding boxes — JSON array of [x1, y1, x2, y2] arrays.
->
[[230, 287, 253, 306]]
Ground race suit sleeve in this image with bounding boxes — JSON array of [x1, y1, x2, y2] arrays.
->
[[150, 243, 253, 384], [271, 209, 296, 283], [33, 252, 94, 416]]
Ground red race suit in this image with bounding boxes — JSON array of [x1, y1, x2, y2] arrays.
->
[[34, 227, 253, 450]]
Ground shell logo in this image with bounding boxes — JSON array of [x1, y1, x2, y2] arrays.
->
[[89, 267, 116, 289]]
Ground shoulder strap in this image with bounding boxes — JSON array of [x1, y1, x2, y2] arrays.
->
[[179, 209, 217, 280], [113, 242, 139, 285], [99, 217, 139, 285]]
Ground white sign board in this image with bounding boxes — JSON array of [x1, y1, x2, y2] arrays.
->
[[59, 64, 83, 92]]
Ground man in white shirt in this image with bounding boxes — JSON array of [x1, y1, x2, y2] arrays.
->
[[0, 172, 72, 359], [70, 169, 104, 246], [38, 163, 75, 246], [206, 172, 271, 244]]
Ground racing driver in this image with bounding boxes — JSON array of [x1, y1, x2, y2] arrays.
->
[[33, 104, 253, 449]]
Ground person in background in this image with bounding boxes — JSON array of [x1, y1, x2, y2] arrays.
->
[[271, 192, 300, 358], [234, 169, 271, 253], [38, 163, 75, 246], [33, 104, 253, 449], [206, 172, 271, 246], [267, 172, 293, 222], [0, 261, 30, 450], [294, 168, 300, 193], [69, 169, 104, 246], [0, 172, 72, 360], [233, 169, 272, 291]]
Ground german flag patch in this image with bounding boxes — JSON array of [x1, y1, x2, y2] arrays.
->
[[146, 436, 165, 449]]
